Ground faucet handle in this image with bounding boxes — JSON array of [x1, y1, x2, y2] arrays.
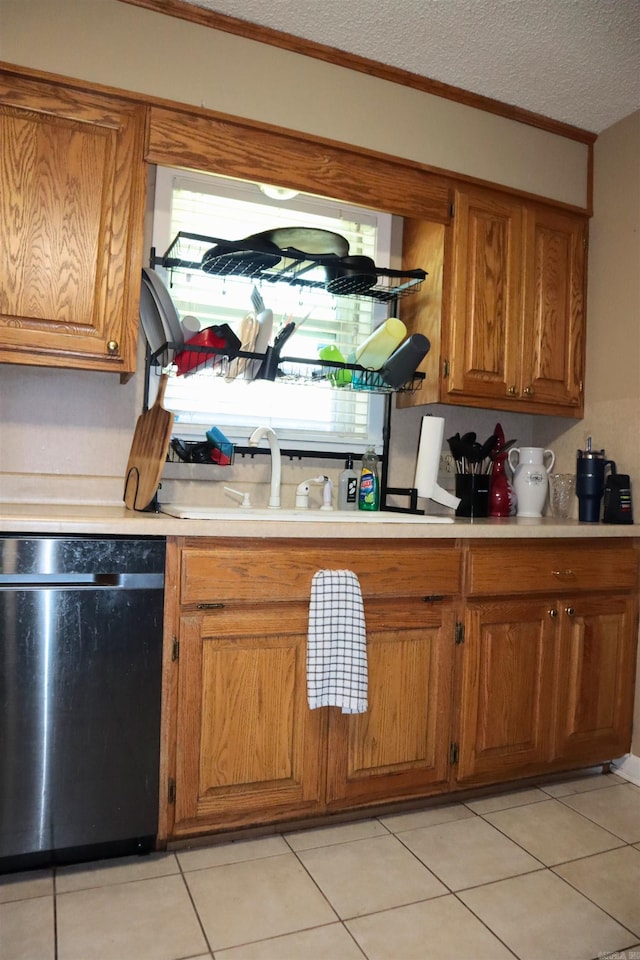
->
[[224, 486, 252, 508], [295, 476, 327, 510]]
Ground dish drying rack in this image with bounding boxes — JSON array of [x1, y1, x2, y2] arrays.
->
[[149, 341, 424, 394], [151, 232, 427, 304]]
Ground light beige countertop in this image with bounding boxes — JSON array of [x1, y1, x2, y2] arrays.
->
[[1, 502, 639, 539]]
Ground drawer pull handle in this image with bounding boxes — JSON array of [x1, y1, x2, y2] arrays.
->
[[197, 602, 225, 610], [565, 606, 575, 617], [548, 608, 558, 618], [552, 569, 576, 579]]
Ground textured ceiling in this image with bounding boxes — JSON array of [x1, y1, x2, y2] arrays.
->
[[182, 0, 640, 133]]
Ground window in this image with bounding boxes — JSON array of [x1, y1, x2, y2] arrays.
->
[[150, 168, 393, 454]]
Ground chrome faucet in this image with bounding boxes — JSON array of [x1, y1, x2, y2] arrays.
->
[[248, 426, 281, 508]]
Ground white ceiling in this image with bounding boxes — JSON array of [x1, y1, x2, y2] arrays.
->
[[183, 0, 640, 134]]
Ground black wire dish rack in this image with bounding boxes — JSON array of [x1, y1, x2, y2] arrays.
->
[[146, 232, 427, 393], [152, 231, 428, 303]]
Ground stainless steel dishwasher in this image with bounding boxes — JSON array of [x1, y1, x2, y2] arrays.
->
[[0, 536, 165, 872]]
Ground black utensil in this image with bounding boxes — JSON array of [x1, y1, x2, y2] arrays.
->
[[256, 321, 296, 380], [491, 438, 518, 459]]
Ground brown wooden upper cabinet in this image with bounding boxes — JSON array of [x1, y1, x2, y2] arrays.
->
[[399, 184, 587, 417], [0, 71, 147, 375]]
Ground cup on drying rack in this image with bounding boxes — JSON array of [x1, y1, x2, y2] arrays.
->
[[379, 334, 431, 388]]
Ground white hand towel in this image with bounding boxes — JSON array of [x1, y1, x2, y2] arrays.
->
[[307, 569, 368, 714]]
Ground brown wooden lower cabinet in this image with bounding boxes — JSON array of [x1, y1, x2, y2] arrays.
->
[[161, 537, 638, 842], [171, 604, 326, 838], [554, 592, 638, 764], [456, 597, 557, 786], [326, 600, 456, 808]]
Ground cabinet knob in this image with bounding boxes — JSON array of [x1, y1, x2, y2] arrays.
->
[[107, 340, 119, 356], [507, 385, 518, 396], [548, 608, 558, 618], [565, 606, 575, 617], [523, 385, 533, 396]]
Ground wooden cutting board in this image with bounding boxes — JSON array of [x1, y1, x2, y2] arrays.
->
[[124, 374, 174, 510]]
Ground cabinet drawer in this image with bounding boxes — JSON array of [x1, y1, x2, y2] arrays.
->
[[179, 538, 461, 605], [466, 540, 638, 596]]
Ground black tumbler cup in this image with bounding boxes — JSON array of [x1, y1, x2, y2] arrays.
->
[[576, 449, 615, 522]]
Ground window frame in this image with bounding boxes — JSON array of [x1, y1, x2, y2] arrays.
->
[[149, 166, 395, 455]]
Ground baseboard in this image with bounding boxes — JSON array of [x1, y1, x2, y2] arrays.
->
[[611, 753, 640, 786]]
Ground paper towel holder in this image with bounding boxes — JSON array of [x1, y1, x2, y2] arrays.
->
[[414, 415, 461, 512]]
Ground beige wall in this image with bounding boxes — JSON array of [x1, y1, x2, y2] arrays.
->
[[537, 110, 640, 476], [534, 110, 640, 754], [0, 0, 589, 208]]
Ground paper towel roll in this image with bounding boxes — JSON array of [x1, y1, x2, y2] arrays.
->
[[414, 416, 461, 510]]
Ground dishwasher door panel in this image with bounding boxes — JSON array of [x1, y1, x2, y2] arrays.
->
[[0, 583, 163, 861]]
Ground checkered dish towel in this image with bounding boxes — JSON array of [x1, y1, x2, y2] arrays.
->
[[307, 569, 368, 714]]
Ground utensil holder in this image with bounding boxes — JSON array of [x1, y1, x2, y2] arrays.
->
[[455, 474, 490, 518]]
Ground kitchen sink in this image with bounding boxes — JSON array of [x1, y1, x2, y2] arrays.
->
[[160, 505, 454, 523]]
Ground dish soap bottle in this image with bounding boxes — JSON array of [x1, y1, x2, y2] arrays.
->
[[338, 454, 359, 511], [358, 447, 380, 511]]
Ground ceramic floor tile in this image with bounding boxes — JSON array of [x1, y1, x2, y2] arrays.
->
[[0, 895, 54, 960], [0, 867, 52, 903], [554, 846, 640, 937], [215, 923, 366, 959], [484, 798, 624, 865], [398, 814, 541, 890], [464, 786, 549, 814], [56, 851, 179, 893], [56, 873, 207, 960], [185, 852, 337, 951], [177, 834, 289, 871], [346, 893, 515, 960], [459, 869, 634, 960], [284, 818, 389, 852], [296, 834, 446, 919], [561, 784, 640, 843], [541, 771, 625, 797], [378, 801, 475, 834]]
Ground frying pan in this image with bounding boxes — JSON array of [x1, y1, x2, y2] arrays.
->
[[243, 227, 349, 257], [201, 237, 281, 275], [324, 255, 378, 295]]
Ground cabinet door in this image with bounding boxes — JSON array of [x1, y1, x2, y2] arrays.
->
[[0, 72, 146, 374], [172, 606, 326, 837], [445, 186, 523, 403], [457, 598, 556, 786], [520, 205, 586, 411], [326, 601, 455, 807], [554, 593, 638, 764]]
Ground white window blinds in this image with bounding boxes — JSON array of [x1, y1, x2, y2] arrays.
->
[[150, 168, 389, 452]]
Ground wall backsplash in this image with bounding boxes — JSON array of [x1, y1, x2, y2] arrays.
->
[[1, 348, 540, 511]]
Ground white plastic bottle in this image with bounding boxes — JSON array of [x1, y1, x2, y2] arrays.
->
[[355, 317, 407, 369], [338, 454, 358, 510]]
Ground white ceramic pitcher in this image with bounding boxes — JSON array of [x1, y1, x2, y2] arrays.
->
[[508, 446, 555, 517]]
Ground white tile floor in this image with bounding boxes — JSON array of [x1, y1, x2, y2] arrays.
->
[[1, 771, 640, 960]]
